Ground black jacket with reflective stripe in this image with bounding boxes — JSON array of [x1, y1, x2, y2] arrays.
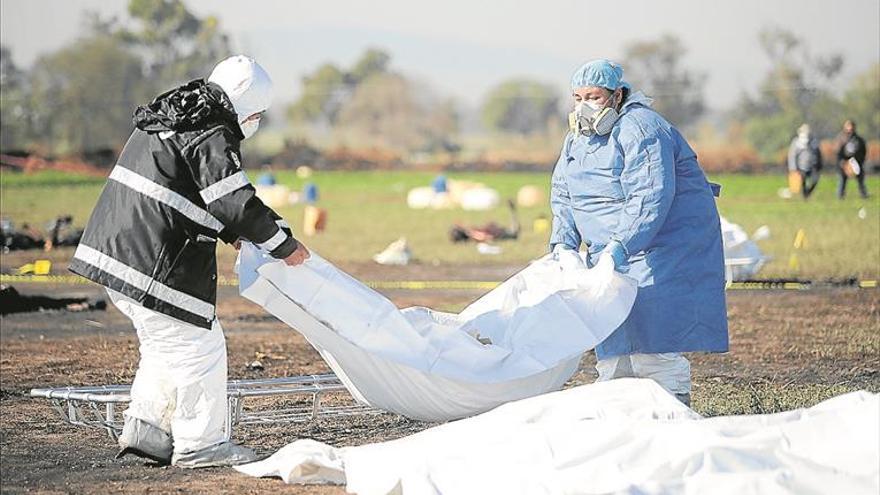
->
[[70, 80, 298, 328]]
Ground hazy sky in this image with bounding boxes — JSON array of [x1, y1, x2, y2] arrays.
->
[[2, 0, 878, 111]]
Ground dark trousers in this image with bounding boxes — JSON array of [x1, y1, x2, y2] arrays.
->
[[837, 166, 868, 199], [800, 169, 819, 199]]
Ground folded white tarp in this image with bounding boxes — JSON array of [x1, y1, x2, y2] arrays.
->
[[237, 243, 637, 421], [236, 379, 880, 495]]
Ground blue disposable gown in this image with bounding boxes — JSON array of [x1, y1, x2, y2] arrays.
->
[[550, 92, 728, 359]]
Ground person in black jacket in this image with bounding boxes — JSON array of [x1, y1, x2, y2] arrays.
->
[[836, 119, 869, 199], [70, 55, 309, 468]]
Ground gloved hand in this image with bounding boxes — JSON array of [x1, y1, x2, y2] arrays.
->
[[584, 242, 625, 297], [602, 240, 627, 272], [595, 251, 615, 273], [283, 242, 311, 266], [583, 252, 615, 297], [552, 244, 584, 271]]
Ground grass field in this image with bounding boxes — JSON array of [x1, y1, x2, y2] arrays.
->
[[1, 169, 878, 279]]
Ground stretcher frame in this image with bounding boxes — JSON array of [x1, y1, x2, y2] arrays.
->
[[724, 256, 772, 286], [30, 374, 380, 441]]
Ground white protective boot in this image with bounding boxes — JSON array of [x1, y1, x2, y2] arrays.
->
[[596, 352, 692, 406], [116, 416, 173, 464], [172, 441, 258, 469]]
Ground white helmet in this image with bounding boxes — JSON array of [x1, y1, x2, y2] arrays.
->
[[208, 55, 273, 137]]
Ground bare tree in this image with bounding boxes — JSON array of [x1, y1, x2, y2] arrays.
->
[[622, 34, 706, 129]]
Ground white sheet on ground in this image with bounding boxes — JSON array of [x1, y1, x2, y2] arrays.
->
[[236, 379, 880, 495], [237, 243, 637, 421]]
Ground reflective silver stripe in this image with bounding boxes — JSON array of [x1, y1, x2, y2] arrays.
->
[[199, 171, 250, 205], [257, 227, 288, 253], [276, 219, 289, 228], [74, 244, 214, 320], [109, 166, 224, 232]]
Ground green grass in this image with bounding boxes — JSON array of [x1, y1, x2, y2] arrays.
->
[[1, 169, 878, 279], [692, 381, 866, 416], [712, 174, 879, 279], [0, 169, 106, 188], [0, 170, 109, 231]]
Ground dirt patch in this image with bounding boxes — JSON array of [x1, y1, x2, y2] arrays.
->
[[1, 278, 878, 493]]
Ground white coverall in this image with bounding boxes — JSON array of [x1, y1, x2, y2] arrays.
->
[[109, 290, 228, 454], [596, 353, 691, 397]]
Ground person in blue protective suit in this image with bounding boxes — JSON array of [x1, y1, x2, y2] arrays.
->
[[549, 59, 728, 406]]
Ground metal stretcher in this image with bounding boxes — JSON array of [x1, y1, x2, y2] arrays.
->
[[30, 374, 380, 440]]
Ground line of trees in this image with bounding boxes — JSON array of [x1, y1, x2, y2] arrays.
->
[[1, 10, 877, 165], [0, 0, 228, 155], [736, 27, 879, 160], [477, 34, 709, 137], [285, 34, 709, 154], [286, 49, 459, 153]]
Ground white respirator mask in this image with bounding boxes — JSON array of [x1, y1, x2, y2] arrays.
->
[[568, 94, 620, 137], [240, 116, 261, 140]]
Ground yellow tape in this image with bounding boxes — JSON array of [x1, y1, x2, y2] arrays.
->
[[366, 281, 499, 290], [726, 281, 810, 290], [2, 274, 877, 291], [0, 274, 498, 291], [0, 274, 88, 284]]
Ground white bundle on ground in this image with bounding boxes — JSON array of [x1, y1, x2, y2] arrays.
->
[[237, 379, 879, 495], [459, 186, 500, 211], [237, 243, 637, 421], [254, 184, 292, 208], [720, 216, 768, 281]]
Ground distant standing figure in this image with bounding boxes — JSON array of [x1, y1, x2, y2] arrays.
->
[[835, 119, 869, 199], [787, 124, 822, 199]]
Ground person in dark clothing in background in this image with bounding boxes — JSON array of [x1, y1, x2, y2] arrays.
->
[[787, 124, 822, 199], [835, 119, 869, 199]]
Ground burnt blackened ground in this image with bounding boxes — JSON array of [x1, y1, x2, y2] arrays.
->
[[1, 277, 878, 494]]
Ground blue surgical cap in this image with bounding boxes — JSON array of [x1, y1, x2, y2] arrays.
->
[[570, 59, 631, 91]]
